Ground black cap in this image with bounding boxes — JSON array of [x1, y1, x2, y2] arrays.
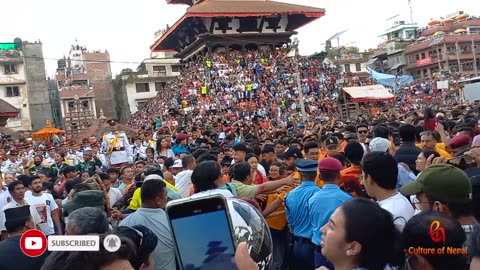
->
[[284, 147, 304, 159], [4, 205, 31, 231], [325, 136, 339, 147], [107, 119, 118, 125]]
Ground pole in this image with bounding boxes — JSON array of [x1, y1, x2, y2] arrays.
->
[[456, 40, 462, 73], [294, 40, 307, 124], [473, 36, 478, 77], [436, 44, 442, 73]]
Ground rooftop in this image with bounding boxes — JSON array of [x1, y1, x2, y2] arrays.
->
[[151, 0, 325, 51], [59, 89, 95, 99]]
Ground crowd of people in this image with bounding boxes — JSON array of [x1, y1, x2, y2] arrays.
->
[[0, 44, 479, 270]]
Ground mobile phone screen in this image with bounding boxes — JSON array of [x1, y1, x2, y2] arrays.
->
[[168, 197, 237, 270]]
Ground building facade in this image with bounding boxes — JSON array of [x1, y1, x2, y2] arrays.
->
[[405, 14, 480, 79], [0, 39, 53, 131], [382, 21, 418, 74], [122, 51, 181, 114], [59, 89, 97, 135], [55, 45, 114, 134]]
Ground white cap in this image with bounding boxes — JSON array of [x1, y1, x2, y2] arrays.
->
[[145, 174, 163, 181], [369, 137, 390, 152], [172, 159, 183, 168]]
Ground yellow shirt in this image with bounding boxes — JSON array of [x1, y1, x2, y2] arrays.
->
[[293, 170, 324, 188], [415, 143, 452, 158], [128, 181, 179, 210]]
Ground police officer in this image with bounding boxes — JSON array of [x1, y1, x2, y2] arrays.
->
[[101, 119, 132, 167], [285, 159, 321, 270]]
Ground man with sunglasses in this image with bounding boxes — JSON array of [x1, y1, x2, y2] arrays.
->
[[356, 124, 369, 152], [101, 119, 133, 168]]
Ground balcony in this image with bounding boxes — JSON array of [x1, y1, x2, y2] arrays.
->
[[386, 41, 408, 55], [0, 50, 23, 63]]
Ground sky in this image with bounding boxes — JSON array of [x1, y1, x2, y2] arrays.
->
[[1, 0, 478, 76]]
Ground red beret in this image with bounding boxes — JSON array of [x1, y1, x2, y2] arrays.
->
[[448, 134, 471, 149], [318, 157, 343, 171], [176, 133, 188, 141]]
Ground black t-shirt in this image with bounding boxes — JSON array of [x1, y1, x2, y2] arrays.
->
[[0, 235, 49, 270]]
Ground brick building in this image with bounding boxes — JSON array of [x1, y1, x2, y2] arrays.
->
[[0, 39, 53, 131], [404, 14, 480, 79], [55, 45, 115, 135]]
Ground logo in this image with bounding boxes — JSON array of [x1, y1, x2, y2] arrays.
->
[[103, 234, 121, 252], [429, 220, 446, 245], [407, 220, 467, 256], [25, 237, 43, 249], [20, 230, 47, 257]]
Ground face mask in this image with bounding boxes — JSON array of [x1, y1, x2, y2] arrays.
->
[[34, 161, 42, 166]]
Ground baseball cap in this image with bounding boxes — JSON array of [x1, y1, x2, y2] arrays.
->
[[172, 159, 183, 168], [400, 164, 472, 203], [325, 136, 338, 147], [369, 137, 390, 152], [284, 147, 304, 159]]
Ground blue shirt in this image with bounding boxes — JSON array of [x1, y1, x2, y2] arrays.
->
[[120, 208, 176, 270], [308, 184, 353, 245], [285, 181, 321, 238], [396, 164, 416, 191], [171, 144, 189, 155]]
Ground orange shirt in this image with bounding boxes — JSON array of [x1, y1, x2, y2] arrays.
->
[[339, 166, 363, 198], [265, 186, 292, 230]]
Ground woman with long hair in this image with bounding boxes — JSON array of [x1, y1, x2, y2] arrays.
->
[[155, 135, 174, 158], [319, 198, 404, 270]]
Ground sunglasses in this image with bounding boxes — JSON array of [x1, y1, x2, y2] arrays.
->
[[358, 130, 368, 134]]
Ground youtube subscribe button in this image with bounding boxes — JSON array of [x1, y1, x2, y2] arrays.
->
[[20, 229, 47, 257], [48, 235, 100, 251]]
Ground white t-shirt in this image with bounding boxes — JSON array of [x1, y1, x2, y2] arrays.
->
[[109, 188, 123, 207], [0, 200, 42, 232], [0, 189, 12, 210], [25, 193, 58, 235], [175, 170, 193, 198], [377, 192, 414, 231], [190, 189, 234, 199]]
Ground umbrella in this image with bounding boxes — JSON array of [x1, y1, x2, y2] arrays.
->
[[456, 14, 469, 20], [433, 31, 445, 37], [442, 18, 454, 24], [454, 29, 467, 33], [32, 118, 66, 142], [417, 36, 426, 41], [428, 20, 440, 26]]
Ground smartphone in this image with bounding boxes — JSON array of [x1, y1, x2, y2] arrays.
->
[[166, 195, 237, 270]]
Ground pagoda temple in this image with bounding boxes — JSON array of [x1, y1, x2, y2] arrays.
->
[[151, 0, 325, 59]]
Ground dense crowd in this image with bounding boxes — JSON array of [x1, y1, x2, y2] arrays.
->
[[0, 45, 480, 270]]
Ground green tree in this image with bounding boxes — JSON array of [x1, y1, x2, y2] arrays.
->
[[112, 69, 135, 123]]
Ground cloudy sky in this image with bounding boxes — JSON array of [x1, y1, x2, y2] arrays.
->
[[1, 0, 478, 76]]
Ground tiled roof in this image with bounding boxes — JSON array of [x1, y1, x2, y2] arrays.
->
[[187, 0, 325, 15]]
